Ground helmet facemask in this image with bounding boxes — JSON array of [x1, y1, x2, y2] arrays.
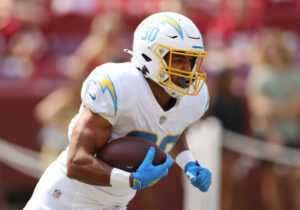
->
[[153, 43, 207, 98]]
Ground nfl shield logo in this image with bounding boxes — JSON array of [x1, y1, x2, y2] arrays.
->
[[52, 189, 62, 198], [159, 116, 167, 124]]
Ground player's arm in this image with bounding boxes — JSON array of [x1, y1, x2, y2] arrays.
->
[[66, 106, 172, 189], [66, 106, 114, 186], [169, 130, 189, 159], [169, 129, 212, 192]]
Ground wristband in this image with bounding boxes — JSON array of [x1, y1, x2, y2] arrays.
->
[[110, 168, 131, 188], [175, 150, 195, 170]]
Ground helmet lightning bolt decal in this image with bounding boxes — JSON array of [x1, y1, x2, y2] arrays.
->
[[157, 15, 183, 40], [136, 14, 183, 40], [96, 73, 118, 115]]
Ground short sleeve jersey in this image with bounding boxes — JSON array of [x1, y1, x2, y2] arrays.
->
[[66, 61, 209, 206], [70, 62, 209, 152]]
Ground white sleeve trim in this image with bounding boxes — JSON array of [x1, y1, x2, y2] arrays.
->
[[110, 168, 131, 188], [175, 150, 195, 170]]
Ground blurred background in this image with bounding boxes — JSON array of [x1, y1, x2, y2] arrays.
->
[[0, 0, 300, 209]]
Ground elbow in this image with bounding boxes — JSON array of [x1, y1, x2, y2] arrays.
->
[[66, 156, 82, 179], [66, 154, 90, 180], [66, 161, 77, 179]]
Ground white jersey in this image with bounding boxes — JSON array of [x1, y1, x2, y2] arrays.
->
[[25, 62, 209, 210], [70, 62, 209, 152]]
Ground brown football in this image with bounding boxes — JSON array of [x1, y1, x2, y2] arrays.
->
[[96, 136, 167, 172]]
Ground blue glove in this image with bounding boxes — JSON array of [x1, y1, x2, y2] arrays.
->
[[184, 161, 212, 192], [132, 146, 172, 190]]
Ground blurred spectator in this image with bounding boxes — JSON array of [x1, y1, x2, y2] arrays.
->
[[211, 68, 249, 134], [0, 0, 49, 42], [0, 26, 47, 80], [11, 0, 49, 25], [210, 68, 250, 210], [51, 0, 99, 16], [0, 0, 12, 28], [0, 0, 22, 52], [205, 0, 265, 46], [34, 12, 129, 171], [63, 12, 129, 81], [246, 27, 300, 210], [202, 0, 262, 82], [0, 0, 50, 81], [145, 0, 183, 14], [247, 28, 300, 149]]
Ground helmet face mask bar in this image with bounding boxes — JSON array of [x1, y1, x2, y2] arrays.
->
[[153, 43, 207, 96], [129, 12, 207, 98]]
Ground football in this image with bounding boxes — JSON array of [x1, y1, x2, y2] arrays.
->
[[96, 136, 167, 172]]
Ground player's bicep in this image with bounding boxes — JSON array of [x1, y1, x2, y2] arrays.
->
[[69, 106, 112, 157], [66, 106, 113, 184]]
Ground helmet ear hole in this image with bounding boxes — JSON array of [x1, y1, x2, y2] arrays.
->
[[142, 54, 152, 62]]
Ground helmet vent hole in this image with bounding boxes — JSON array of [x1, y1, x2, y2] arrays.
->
[[142, 54, 152, 62], [167, 35, 178, 39], [187, 35, 201, 40]]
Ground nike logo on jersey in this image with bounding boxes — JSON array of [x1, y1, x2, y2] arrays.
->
[[89, 92, 96, 101], [88, 80, 97, 101]]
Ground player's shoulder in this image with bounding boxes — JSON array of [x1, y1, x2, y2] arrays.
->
[[90, 62, 141, 82], [91, 62, 141, 89], [81, 62, 143, 124], [86, 61, 144, 107]]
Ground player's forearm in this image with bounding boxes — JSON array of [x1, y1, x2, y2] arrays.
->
[[66, 105, 114, 185], [67, 130, 112, 186], [66, 154, 112, 186], [169, 131, 189, 160], [169, 130, 196, 170]]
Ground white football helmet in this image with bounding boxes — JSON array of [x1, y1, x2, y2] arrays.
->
[[128, 12, 207, 98]]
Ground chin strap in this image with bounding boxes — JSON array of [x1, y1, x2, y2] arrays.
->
[[162, 80, 187, 98], [163, 86, 185, 98]]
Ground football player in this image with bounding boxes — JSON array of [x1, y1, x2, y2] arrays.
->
[[25, 12, 212, 210]]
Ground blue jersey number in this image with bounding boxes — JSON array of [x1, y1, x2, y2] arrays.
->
[[126, 130, 180, 152], [141, 27, 160, 42]]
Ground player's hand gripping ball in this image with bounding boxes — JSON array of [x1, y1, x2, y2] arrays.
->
[[184, 161, 212, 192], [96, 136, 168, 172], [131, 146, 172, 189]]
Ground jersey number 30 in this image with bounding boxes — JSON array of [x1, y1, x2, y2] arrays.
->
[[126, 130, 180, 153]]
